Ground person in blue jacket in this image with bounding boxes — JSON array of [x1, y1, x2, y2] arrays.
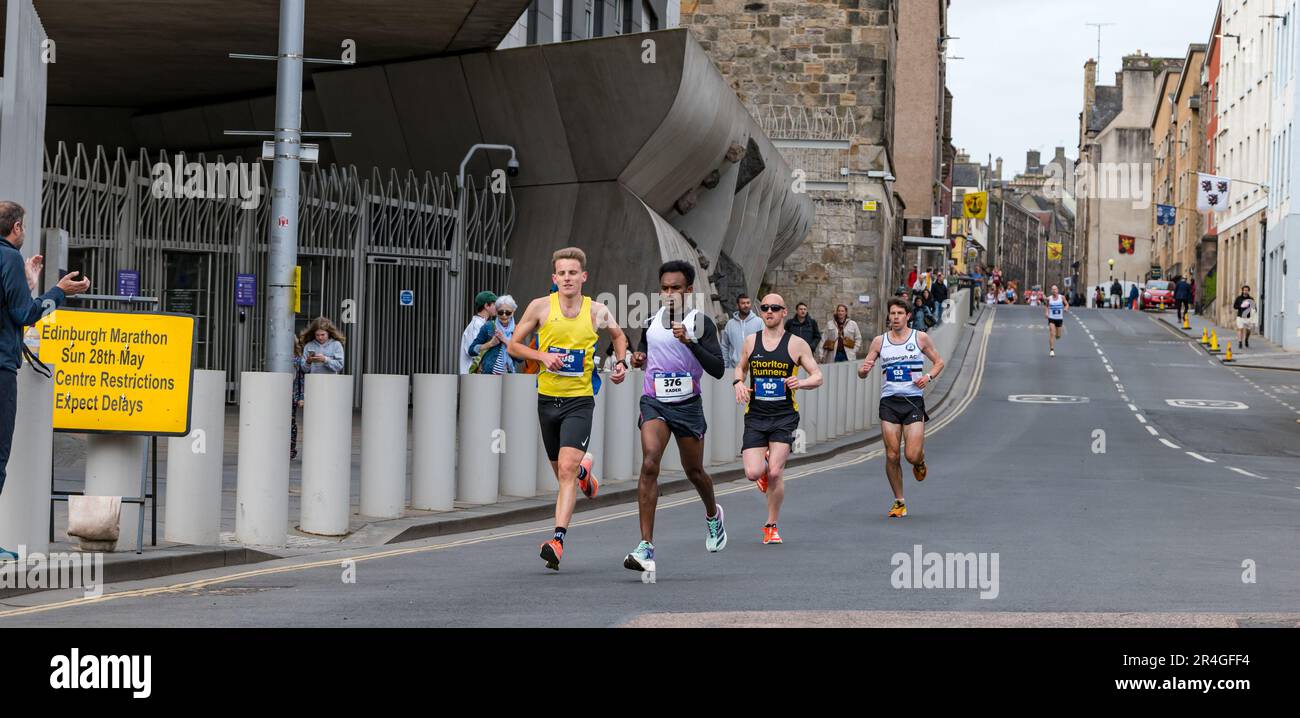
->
[[0, 201, 91, 561]]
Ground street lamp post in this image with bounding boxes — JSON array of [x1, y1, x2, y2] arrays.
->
[[444, 144, 518, 373]]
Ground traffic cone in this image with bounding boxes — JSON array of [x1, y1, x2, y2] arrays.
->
[[1209, 330, 1221, 354], [1182, 315, 1190, 331], [1223, 343, 1234, 362], [1200, 328, 1208, 345]]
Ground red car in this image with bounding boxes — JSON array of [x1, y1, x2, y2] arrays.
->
[[1141, 280, 1174, 311]]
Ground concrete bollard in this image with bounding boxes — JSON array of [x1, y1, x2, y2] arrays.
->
[[457, 374, 501, 505], [0, 368, 54, 557], [734, 383, 746, 457], [710, 374, 734, 465], [360, 374, 409, 519], [835, 362, 849, 437], [165, 369, 226, 545], [537, 420, 557, 494], [412, 374, 457, 511], [630, 369, 645, 474], [235, 371, 291, 547], [499, 374, 539, 498], [84, 435, 147, 548], [816, 364, 831, 442], [300, 373, 354, 535], [603, 364, 637, 481], [587, 372, 607, 481]]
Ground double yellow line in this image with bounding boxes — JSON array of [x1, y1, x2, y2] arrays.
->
[[0, 313, 996, 620]]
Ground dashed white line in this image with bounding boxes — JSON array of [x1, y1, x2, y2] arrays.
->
[[1228, 467, 1263, 479], [1116, 384, 1125, 391], [1186, 452, 1215, 463], [1159, 438, 1181, 449], [1120, 394, 1130, 401], [1127, 403, 1139, 412], [1136, 414, 1148, 424], [1145, 425, 1159, 436], [1110, 374, 1119, 382]]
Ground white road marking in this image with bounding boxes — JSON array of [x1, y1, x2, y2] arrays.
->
[[1159, 438, 1181, 449], [1145, 425, 1159, 436], [1127, 403, 1139, 412], [1186, 452, 1215, 463], [1120, 394, 1130, 401], [1110, 374, 1119, 381], [1116, 384, 1125, 391], [1228, 467, 1263, 479], [1136, 414, 1147, 424]]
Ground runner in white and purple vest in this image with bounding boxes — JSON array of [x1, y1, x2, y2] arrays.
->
[[625, 261, 728, 575]]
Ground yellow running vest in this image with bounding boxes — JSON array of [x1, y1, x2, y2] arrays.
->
[[537, 294, 598, 398]]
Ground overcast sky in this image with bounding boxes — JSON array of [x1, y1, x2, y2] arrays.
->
[[947, 0, 1221, 178]]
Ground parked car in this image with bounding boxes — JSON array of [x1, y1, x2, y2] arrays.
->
[[1141, 280, 1174, 311]]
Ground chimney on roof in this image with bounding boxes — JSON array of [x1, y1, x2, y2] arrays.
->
[[1027, 150, 1042, 174], [995, 157, 1003, 180], [1084, 59, 1097, 111]]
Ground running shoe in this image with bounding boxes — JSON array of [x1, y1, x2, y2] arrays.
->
[[540, 539, 564, 570], [762, 524, 783, 545], [705, 504, 728, 552], [887, 499, 908, 518], [756, 449, 769, 493], [624, 541, 655, 571], [913, 461, 927, 482], [577, 452, 599, 499], [1050, 349, 1055, 357]]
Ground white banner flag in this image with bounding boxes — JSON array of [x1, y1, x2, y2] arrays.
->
[[930, 215, 946, 238], [1196, 172, 1230, 213]]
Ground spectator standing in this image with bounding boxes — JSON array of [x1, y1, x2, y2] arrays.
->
[[784, 302, 822, 349], [469, 294, 520, 374], [820, 304, 862, 363], [721, 293, 763, 368], [459, 290, 496, 374], [300, 317, 346, 374]]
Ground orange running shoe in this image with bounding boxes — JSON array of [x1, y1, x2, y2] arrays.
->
[[539, 539, 564, 570], [913, 461, 927, 482], [762, 524, 783, 545], [578, 452, 599, 499], [887, 499, 908, 518]]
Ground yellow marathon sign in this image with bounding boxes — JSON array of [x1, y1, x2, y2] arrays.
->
[[36, 309, 196, 435]]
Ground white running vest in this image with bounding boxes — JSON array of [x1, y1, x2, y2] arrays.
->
[[1048, 296, 1065, 319], [880, 329, 924, 398]]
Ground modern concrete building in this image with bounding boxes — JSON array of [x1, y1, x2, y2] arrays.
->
[[5, 0, 813, 395], [681, 0, 902, 331]]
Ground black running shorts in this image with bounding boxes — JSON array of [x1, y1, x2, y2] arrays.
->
[[638, 395, 707, 440], [538, 395, 595, 461], [879, 395, 928, 425], [741, 411, 800, 450], [1048, 318, 1063, 328]]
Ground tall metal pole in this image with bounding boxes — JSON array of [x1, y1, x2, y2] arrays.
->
[[264, 0, 305, 373]]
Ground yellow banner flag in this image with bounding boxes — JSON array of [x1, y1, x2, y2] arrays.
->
[[1047, 242, 1063, 261], [962, 191, 988, 219]]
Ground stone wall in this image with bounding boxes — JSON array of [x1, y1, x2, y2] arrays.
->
[[682, 0, 900, 332]]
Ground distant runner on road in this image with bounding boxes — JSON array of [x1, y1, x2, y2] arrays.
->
[[1046, 285, 1068, 357]]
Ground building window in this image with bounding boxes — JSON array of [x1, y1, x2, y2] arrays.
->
[[621, 0, 634, 34], [585, 0, 593, 38], [642, 0, 658, 31], [594, 0, 604, 37], [527, 0, 539, 44]]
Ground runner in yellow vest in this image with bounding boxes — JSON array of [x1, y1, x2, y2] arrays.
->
[[509, 247, 629, 570]]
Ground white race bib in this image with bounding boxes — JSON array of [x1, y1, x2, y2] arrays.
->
[[653, 372, 693, 400]]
